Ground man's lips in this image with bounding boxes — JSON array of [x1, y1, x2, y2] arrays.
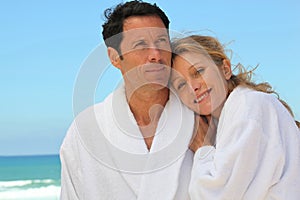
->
[[144, 64, 166, 72]]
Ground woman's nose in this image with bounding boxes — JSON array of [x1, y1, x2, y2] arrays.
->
[[190, 78, 202, 93]]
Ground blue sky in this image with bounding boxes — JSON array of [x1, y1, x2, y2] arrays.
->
[[1, 0, 299, 155]]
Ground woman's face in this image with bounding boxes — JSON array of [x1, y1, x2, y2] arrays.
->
[[171, 52, 232, 118]]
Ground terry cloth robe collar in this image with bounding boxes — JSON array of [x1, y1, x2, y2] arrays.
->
[[75, 84, 194, 199]]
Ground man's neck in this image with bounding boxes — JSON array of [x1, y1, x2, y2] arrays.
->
[[126, 85, 169, 150]]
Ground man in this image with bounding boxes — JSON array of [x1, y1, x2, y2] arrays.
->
[[60, 1, 194, 199]]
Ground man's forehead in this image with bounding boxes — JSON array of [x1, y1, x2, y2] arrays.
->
[[123, 15, 166, 29], [122, 27, 168, 39]]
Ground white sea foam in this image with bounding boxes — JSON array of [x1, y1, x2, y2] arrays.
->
[[0, 179, 55, 188], [0, 185, 60, 200], [0, 180, 33, 188]]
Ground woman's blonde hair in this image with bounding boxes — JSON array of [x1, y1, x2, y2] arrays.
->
[[172, 35, 300, 128]]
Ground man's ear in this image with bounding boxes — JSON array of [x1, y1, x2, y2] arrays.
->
[[222, 59, 232, 80], [107, 47, 121, 69]]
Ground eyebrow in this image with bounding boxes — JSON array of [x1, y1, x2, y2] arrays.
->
[[133, 33, 169, 40], [157, 34, 169, 38], [188, 62, 202, 70], [130, 34, 168, 44], [188, 64, 195, 71]]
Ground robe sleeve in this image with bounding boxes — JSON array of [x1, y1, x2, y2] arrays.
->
[[60, 124, 81, 200], [189, 118, 286, 199]]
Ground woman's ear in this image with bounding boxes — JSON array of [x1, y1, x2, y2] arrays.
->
[[107, 47, 121, 69], [222, 59, 232, 80]]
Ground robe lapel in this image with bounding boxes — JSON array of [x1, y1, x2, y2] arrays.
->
[[76, 84, 194, 198], [137, 91, 194, 199]]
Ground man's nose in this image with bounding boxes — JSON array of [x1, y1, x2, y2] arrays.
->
[[147, 46, 161, 62]]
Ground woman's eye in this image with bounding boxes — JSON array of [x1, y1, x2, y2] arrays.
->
[[196, 68, 204, 74], [193, 68, 205, 77], [177, 81, 186, 90]]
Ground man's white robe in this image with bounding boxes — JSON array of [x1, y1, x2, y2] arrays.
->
[[60, 85, 194, 200]]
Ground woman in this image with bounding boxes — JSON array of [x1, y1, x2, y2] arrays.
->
[[171, 35, 300, 199]]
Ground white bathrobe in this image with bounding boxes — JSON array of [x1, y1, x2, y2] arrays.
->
[[189, 86, 300, 200], [60, 85, 195, 200]]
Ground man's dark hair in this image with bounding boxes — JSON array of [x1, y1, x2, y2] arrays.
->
[[102, 0, 170, 56]]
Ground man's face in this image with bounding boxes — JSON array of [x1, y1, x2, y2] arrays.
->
[[118, 15, 172, 91]]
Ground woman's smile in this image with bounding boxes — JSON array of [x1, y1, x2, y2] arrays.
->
[[194, 88, 212, 104]]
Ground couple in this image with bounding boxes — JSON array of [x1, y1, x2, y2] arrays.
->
[[60, 1, 300, 199]]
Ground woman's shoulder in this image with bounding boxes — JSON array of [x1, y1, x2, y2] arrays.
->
[[228, 86, 277, 106], [223, 86, 285, 120]]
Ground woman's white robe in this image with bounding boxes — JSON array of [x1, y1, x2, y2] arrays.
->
[[189, 86, 300, 200]]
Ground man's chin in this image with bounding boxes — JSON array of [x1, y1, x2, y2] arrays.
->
[[142, 81, 169, 90], [152, 77, 171, 86], [124, 77, 170, 93]]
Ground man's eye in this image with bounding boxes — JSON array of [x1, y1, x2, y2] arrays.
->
[[134, 41, 147, 48], [157, 38, 167, 43], [156, 38, 169, 48]]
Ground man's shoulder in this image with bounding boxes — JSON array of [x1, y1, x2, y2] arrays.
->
[[76, 91, 115, 118]]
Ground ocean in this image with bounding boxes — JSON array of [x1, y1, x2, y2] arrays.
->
[[0, 155, 61, 200]]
